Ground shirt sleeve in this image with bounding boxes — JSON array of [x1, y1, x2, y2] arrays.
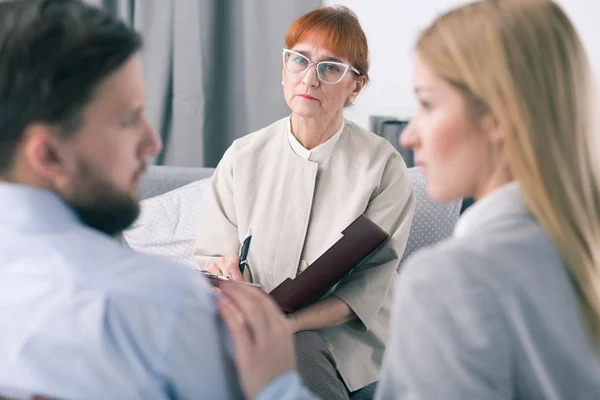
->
[[160, 272, 245, 399], [104, 265, 245, 399], [333, 153, 415, 331], [375, 248, 513, 400], [193, 143, 240, 270], [256, 371, 314, 400]]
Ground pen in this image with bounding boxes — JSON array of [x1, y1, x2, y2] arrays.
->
[[239, 229, 252, 274]]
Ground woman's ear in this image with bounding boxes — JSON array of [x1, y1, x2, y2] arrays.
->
[[352, 75, 367, 96], [479, 112, 505, 144], [345, 76, 367, 106]]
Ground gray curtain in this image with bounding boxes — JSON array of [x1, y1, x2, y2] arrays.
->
[[87, 0, 320, 167]]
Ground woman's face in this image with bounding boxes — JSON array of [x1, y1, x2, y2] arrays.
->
[[401, 55, 503, 202], [282, 42, 364, 120]]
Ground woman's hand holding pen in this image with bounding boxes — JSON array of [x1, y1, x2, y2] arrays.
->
[[206, 254, 248, 282]]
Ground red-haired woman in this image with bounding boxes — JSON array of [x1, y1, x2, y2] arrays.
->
[[193, 7, 415, 399]]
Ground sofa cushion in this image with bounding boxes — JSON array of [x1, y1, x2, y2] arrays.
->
[[124, 167, 461, 272], [401, 169, 461, 264], [139, 166, 214, 200], [123, 178, 210, 266]]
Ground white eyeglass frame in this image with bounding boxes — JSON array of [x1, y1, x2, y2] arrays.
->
[[282, 48, 361, 84]]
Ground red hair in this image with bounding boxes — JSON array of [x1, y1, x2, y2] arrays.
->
[[284, 6, 370, 82]]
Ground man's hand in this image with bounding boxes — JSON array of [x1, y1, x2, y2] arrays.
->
[[217, 282, 295, 400], [205, 254, 247, 281]]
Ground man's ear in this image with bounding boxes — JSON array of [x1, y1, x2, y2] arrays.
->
[[22, 124, 75, 190]]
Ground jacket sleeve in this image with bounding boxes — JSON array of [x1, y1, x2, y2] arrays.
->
[[332, 153, 415, 331], [193, 144, 240, 270], [375, 248, 512, 400]]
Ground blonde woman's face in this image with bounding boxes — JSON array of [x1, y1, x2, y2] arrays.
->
[[401, 56, 500, 202]]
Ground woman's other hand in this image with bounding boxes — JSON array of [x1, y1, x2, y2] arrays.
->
[[206, 254, 247, 281], [217, 282, 295, 400]]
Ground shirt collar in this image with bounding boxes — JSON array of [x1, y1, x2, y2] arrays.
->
[[287, 117, 345, 162], [0, 182, 80, 228], [453, 181, 525, 239]]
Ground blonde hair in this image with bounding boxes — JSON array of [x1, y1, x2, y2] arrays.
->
[[417, 0, 600, 346]]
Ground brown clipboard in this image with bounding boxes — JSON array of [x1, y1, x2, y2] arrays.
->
[[268, 214, 389, 313]]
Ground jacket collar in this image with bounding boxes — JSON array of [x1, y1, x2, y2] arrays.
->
[[454, 181, 528, 239]]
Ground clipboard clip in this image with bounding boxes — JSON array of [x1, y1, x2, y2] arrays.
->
[[197, 269, 263, 289]]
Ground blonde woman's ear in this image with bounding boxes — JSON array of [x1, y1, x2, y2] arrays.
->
[[480, 113, 505, 144]]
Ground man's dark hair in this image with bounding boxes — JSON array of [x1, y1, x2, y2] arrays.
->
[[0, 0, 142, 172]]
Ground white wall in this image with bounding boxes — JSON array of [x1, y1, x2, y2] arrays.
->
[[324, 0, 600, 130]]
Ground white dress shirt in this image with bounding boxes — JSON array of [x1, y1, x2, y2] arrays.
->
[[0, 183, 250, 399]]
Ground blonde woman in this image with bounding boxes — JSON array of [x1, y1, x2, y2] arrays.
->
[[216, 0, 600, 399]]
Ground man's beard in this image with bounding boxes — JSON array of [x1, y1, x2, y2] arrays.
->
[[63, 159, 142, 236]]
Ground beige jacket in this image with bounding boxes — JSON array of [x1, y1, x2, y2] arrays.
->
[[193, 117, 415, 391]]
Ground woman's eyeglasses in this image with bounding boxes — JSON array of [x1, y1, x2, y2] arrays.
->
[[282, 49, 361, 84]]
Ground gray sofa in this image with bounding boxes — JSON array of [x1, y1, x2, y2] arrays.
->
[[125, 165, 463, 399], [139, 166, 214, 200], [132, 165, 462, 265]]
